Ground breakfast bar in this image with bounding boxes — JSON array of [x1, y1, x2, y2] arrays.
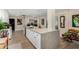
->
[[26, 28, 60, 49]]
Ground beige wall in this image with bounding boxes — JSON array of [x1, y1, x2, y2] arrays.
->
[[9, 16, 25, 31], [68, 10, 79, 29], [24, 16, 47, 28], [56, 9, 79, 37], [47, 9, 56, 29], [38, 16, 47, 28], [9, 15, 47, 31]]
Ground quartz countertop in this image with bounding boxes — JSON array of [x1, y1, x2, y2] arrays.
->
[[27, 28, 58, 34]]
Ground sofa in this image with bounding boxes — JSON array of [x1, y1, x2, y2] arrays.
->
[[62, 29, 79, 42]]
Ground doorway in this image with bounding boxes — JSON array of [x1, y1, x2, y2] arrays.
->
[[9, 18, 15, 31]]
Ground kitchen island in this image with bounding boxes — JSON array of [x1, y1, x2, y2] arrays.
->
[[26, 28, 60, 49]]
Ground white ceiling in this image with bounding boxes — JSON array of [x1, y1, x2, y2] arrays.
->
[[55, 9, 69, 13], [7, 9, 47, 17], [7, 9, 71, 17]]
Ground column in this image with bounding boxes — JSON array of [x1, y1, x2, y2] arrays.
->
[[47, 9, 56, 30]]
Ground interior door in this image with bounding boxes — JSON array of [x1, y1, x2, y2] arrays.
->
[[9, 18, 15, 31]]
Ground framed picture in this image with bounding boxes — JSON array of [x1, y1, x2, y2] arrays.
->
[[55, 16, 59, 29], [60, 16, 65, 28], [72, 15, 79, 27], [17, 19, 22, 25], [41, 18, 44, 25]]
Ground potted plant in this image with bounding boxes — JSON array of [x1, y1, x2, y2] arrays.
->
[[0, 20, 10, 38]]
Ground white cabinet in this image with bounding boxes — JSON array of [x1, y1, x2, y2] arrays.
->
[[26, 29, 41, 48], [26, 28, 60, 49]]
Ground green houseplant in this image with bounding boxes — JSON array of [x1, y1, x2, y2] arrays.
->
[[0, 20, 10, 30], [62, 29, 79, 42], [0, 19, 10, 38]]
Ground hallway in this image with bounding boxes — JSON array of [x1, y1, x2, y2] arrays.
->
[[8, 31, 35, 49]]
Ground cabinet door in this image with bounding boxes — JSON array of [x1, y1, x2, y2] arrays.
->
[[26, 29, 32, 41], [29, 31, 35, 44], [26, 29, 41, 49], [34, 33, 41, 49]]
